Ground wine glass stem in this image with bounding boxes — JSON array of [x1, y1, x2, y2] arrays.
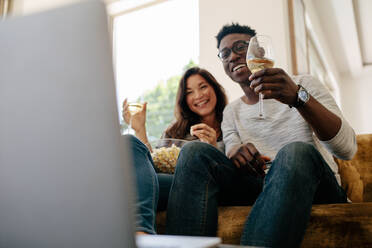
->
[[259, 92, 264, 119]]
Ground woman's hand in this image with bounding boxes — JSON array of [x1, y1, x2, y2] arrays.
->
[[190, 123, 218, 147], [122, 98, 147, 133]]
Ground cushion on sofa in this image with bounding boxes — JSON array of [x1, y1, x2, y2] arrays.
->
[[338, 160, 363, 202], [336, 133, 372, 202]]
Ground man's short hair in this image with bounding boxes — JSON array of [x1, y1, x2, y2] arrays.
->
[[216, 22, 256, 48]]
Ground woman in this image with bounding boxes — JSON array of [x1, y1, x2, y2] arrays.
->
[[122, 67, 228, 235]]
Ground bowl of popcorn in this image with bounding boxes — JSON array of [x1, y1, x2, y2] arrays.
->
[[150, 138, 189, 174]]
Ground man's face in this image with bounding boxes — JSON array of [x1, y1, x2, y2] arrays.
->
[[218, 33, 252, 84]]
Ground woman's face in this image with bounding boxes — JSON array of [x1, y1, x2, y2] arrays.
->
[[185, 74, 217, 119]]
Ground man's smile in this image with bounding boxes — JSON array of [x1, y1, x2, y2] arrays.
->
[[232, 64, 247, 72]]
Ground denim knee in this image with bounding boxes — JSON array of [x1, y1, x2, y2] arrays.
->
[[273, 142, 323, 180], [176, 141, 216, 175], [124, 134, 149, 153], [278, 142, 318, 157], [181, 140, 211, 154]]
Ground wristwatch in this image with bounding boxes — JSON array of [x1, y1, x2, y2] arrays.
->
[[291, 84, 310, 108]]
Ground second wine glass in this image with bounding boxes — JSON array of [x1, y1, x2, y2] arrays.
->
[[126, 101, 144, 134], [246, 35, 275, 120]]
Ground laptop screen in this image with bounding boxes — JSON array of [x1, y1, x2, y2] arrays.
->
[[0, 1, 137, 247]]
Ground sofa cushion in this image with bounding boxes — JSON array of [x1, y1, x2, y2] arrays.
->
[[156, 203, 372, 246], [302, 203, 372, 247], [336, 133, 372, 202], [215, 203, 372, 246], [217, 206, 250, 244], [338, 161, 363, 202]]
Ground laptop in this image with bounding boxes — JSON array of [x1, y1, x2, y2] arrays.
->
[[0, 1, 220, 247]]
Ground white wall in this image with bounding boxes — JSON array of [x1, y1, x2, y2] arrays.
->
[[304, 0, 372, 134], [339, 71, 372, 134], [199, 0, 291, 101], [12, 0, 84, 15]]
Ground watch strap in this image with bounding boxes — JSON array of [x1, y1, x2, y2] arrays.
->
[[296, 84, 309, 108], [289, 85, 301, 108]]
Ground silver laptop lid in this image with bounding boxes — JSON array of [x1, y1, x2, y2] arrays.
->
[[0, 1, 136, 247], [136, 235, 221, 248]]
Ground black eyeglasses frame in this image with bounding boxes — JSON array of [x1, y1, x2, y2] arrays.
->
[[217, 40, 250, 62]]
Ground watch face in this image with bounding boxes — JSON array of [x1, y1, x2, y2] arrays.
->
[[298, 89, 309, 102]]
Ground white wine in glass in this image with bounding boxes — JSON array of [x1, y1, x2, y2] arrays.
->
[[247, 58, 274, 74], [246, 35, 275, 119], [127, 102, 143, 134], [128, 103, 143, 115]]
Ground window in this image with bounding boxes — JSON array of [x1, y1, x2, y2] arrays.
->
[[308, 35, 334, 93], [305, 12, 340, 103], [111, 0, 199, 139], [288, 0, 340, 103]]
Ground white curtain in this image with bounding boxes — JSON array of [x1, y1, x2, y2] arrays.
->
[[0, 0, 12, 19]]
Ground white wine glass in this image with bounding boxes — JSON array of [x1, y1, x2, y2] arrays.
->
[[126, 97, 144, 134], [246, 35, 275, 120]]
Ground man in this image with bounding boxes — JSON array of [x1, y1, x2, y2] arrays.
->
[[165, 23, 357, 247]]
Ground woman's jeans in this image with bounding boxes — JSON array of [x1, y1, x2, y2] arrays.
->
[[126, 135, 173, 234], [165, 141, 347, 248]]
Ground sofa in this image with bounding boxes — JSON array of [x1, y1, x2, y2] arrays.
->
[[156, 134, 372, 247]]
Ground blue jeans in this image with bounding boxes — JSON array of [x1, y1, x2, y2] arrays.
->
[[165, 141, 347, 247], [125, 135, 173, 234]]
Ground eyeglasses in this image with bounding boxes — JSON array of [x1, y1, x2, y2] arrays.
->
[[217, 40, 249, 62]]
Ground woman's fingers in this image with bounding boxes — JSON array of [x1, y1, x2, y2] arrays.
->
[[192, 130, 217, 146], [190, 124, 218, 147], [192, 129, 214, 138], [122, 98, 131, 124], [191, 124, 216, 137], [191, 123, 214, 132], [122, 98, 127, 110], [195, 133, 211, 144], [122, 99, 147, 127], [141, 102, 147, 113], [191, 123, 209, 134]]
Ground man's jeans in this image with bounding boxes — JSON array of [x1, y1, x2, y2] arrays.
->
[[126, 135, 173, 234], [165, 141, 347, 247]]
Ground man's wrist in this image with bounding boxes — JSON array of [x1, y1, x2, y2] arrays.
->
[[288, 85, 300, 108], [289, 84, 309, 108]]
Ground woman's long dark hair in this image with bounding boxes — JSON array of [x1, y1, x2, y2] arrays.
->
[[164, 67, 228, 139]]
